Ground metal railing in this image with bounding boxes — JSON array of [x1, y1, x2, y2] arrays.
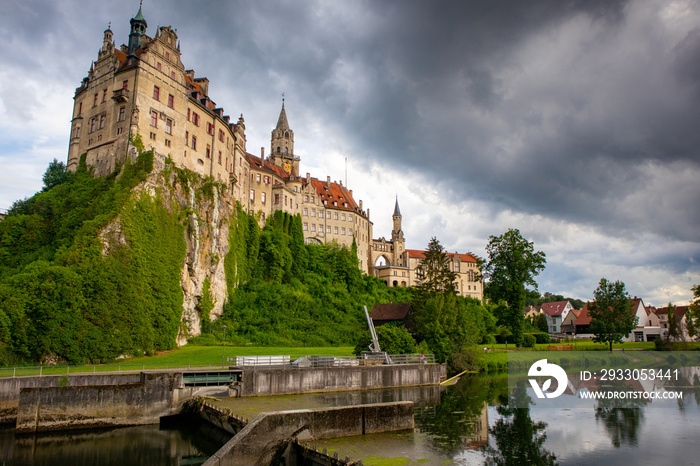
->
[[0, 353, 437, 378]]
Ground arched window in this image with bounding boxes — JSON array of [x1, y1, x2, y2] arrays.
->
[[285, 147, 288, 155], [276, 146, 280, 154], [285, 131, 289, 138]]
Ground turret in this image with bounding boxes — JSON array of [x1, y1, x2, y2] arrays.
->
[[270, 98, 298, 174], [127, 2, 148, 56]]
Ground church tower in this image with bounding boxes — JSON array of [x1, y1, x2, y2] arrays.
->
[[127, 2, 147, 56], [269, 99, 298, 175]]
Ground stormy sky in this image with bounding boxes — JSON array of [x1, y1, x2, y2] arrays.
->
[[0, 0, 698, 305]]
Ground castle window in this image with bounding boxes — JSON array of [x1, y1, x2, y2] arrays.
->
[[218, 151, 222, 164], [171, 71, 176, 80], [310, 195, 315, 202], [89, 117, 96, 133], [285, 131, 289, 138], [168, 94, 174, 108], [311, 224, 316, 232], [326, 226, 331, 234], [285, 147, 288, 155], [303, 208, 308, 216], [102, 89, 107, 103], [122, 80, 128, 89], [164, 139, 171, 147], [118, 106, 126, 122], [334, 212, 338, 220], [165, 118, 172, 135], [153, 86, 160, 100], [250, 189, 255, 201], [206, 145, 211, 158], [206, 122, 214, 135], [191, 135, 197, 150], [303, 223, 308, 231], [149, 132, 156, 140], [98, 114, 105, 129], [193, 113, 200, 126], [185, 131, 188, 145], [334, 227, 339, 234], [311, 209, 315, 217], [187, 108, 190, 121], [261, 192, 266, 204], [219, 129, 225, 142], [305, 195, 309, 202], [275, 194, 279, 205], [277, 146, 280, 154], [77, 102, 82, 116], [341, 213, 346, 221], [157, 62, 161, 71], [116, 127, 122, 135], [150, 110, 158, 127], [93, 93, 98, 107], [165, 51, 171, 60], [326, 211, 331, 219], [341, 227, 346, 235], [256, 173, 261, 182]]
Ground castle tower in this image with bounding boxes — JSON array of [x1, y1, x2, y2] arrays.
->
[[391, 196, 404, 242], [101, 25, 113, 55], [269, 99, 298, 175], [127, 2, 147, 56]]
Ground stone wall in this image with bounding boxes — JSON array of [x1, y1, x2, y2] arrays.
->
[[14, 372, 193, 433], [203, 401, 414, 466], [238, 363, 445, 397], [0, 373, 142, 425]]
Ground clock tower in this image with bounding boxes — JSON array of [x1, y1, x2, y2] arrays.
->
[[269, 99, 298, 175]]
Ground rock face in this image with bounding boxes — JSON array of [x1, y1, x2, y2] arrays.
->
[[100, 154, 234, 346]]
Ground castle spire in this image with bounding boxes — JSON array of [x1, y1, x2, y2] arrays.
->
[[128, 1, 148, 56], [275, 97, 290, 131], [393, 196, 402, 217]]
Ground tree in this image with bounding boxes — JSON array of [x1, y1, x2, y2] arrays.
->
[[686, 284, 700, 341], [533, 313, 549, 333], [415, 237, 458, 298], [42, 158, 72, 191], [478, 229, 546, 345], [588, 278, 637, 351]]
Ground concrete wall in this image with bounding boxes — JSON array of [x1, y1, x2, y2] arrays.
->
[[0, 373, 142, 425], [204, 401, 414, 466], [239, 363, 445, 397], [15, 372, 194, 433]]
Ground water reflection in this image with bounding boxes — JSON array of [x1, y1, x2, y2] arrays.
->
[[0, 418, 228, 466], [482, 382, 557, 466]]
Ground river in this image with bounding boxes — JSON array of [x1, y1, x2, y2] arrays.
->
[[1, 371, 698, 465]]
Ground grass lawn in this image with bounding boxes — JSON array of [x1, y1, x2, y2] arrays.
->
[[0, 345, 355, 377]]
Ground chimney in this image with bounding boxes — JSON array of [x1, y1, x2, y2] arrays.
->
[[349, 189, 353, 197], [326, 176, 330, 186], [359, 200, 363, 209], [261, 147, 265, 159], [306, 172, 310, 182]]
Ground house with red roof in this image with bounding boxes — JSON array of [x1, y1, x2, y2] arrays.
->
[[654, 305, 691, 341], [621, 297, 662, 342], [541, 301, 574, 334]]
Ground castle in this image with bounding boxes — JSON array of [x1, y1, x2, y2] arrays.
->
[[67, 5, 482, 299]]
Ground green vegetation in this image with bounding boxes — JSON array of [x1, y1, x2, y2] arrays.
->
[[0, 150, 186, 365], [478, 228, 546, 346], [199, 208, 413, 347], [589, 278, 637, 352]]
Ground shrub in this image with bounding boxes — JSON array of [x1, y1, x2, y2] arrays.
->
[[522, 334, 536, 348]]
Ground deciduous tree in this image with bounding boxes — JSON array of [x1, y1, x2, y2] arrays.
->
[[588, 278, 637, 351], [478, 229, 546, 345], [686, 284, 700, 341]]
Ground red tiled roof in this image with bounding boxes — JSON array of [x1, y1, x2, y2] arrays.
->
[[575, 303, 592, 325], [245, 153, 291, 181], [654, 305, 688, 322], [541, 301, 570, 317], [370, 303, 412, 321], [305, 177, 367, 217], [405, 249, 477, 262]]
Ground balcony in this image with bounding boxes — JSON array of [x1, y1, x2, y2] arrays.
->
[[112, 88, 129, 103]]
